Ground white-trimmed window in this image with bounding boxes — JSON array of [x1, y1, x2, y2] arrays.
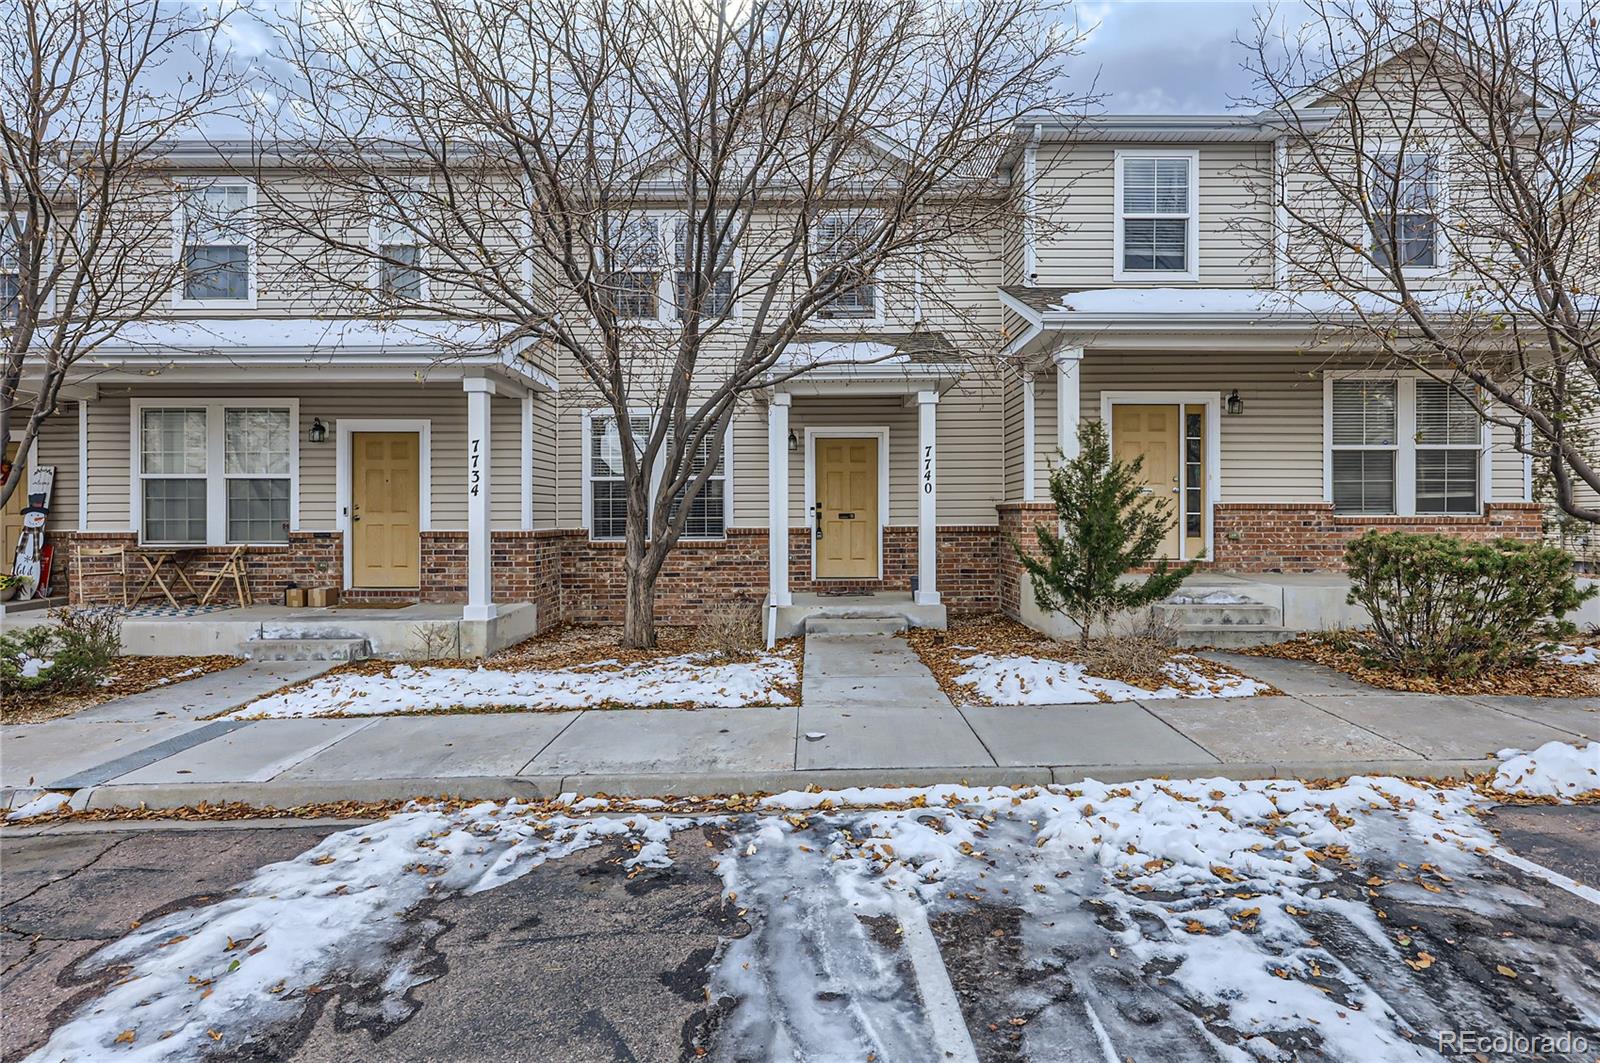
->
[[674, 220, 734, 321], [0, 215, 20, 323], [1368, 148, 1442, 271], [1327, 374, 1486, 516], [175, 180, 256, 307], [135, 400, 297, 545], [583, 410, 731, 540], [604, 216, 667, 322], [812, 209, 880, 320], [1114, 150, 1198, 281], [371, 182, 427, 300]]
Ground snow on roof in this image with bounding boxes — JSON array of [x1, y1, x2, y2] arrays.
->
[[85, 317, 514, 353], [1007, 286, 1547, 323]]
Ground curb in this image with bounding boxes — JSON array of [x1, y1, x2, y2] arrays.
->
[[39, 757, 1504, 813]]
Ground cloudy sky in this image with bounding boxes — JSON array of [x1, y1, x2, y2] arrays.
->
[[1070, 0, 1311, 113]]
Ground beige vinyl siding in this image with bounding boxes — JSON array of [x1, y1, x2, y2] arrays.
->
[[84, 383, 507, 536], [34, 407, 80, 532], [1031, 143, 1273, 287], [1489, 419, 1528, 502], [1001, 375, 1023, 501], [531, 395, 559, 529]]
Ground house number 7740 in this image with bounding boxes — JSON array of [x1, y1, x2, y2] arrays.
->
[[469, 438, 482, 497], [921, 444, 934, 493]]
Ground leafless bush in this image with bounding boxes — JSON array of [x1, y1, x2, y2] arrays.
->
[[701, 602, 765, 662], [1077, 609, 1180, 680]]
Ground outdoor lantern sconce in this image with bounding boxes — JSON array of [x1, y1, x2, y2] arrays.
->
[[308, 417, 328, 444], [1226, 389, 1244, 416], [788, 430, 799, 452]]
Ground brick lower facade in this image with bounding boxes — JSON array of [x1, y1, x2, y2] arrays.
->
[[1210, 502, 1546, 572], [55, 502, 1547, 623]]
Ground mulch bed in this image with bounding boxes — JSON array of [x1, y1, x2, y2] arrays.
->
[[217, 623, 804, 718], [1243, 635, 1600, 697], [3, 655, 244, 725], [902, 613, 1277, 705]]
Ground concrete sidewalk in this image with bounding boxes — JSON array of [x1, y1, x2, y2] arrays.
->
[[2, 645, 1596, 811]]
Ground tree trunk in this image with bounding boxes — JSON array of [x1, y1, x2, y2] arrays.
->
[[621, 567, 657, 650]]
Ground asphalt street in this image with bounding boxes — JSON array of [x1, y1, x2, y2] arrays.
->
[[4, 805, 1599, 1062]]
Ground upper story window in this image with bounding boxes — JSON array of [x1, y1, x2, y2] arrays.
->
[[1328, 375, 1483, 516], [812, 209, 879, 320], [0, 216, 20, 323], [1114, 150, 1198, 281], [177, 180, 255, 306], [604, 217, 666, 322], [674, 221, 733, 321], [372, 184, 427, 301], [1368, 149, 1441, 271]]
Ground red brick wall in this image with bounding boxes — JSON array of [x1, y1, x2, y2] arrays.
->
[[996, 503, 1057, 621], [1212, 502, 1546, 572], [64, 531, 342, 607]]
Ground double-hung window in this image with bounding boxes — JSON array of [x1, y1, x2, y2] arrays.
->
[[177, 180, 255, 306], [1115, 151, 1197, 280], [813, 209, 879, 320], [1328, 375, 1484, 515], [1, 215, 20, 323], [136, 401, 296, 545], [585, 411, 729, 540], [674, 221, 734, 320], [605, 217, 666, 322], [1368, 149, 1441, 270], [372, 183, 427, 300]]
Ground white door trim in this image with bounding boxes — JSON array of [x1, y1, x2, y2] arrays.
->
[[1099, 390, 1222, 562], [337, 418, 432, 590], [803, 426, 890, 581]]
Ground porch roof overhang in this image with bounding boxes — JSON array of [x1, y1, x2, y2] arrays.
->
[[763, 331, 969, 398], [48, 318, 559, 394], [998, 285, 1537, 359]]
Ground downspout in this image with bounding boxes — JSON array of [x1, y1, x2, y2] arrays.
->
[[1022, 124, 1042, 287], [1272, 135, 1289, 287]]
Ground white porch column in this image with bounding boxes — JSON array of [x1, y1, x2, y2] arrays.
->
[[1021, 371, 1037, 502], [915, 389, 940, 607], [767, 392, 792, 608], [463, 377, 497, 622], [1054, 347, 1082, 461]]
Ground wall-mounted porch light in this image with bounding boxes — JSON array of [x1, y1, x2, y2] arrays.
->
[[308, 417, 328, 444], [1225, 390, 1244, 416], [788, 429, 799, 452]]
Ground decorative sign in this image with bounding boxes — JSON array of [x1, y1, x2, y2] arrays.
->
[[469, 438, 483, 497]]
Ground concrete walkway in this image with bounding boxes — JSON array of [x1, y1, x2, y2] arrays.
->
[[2, 645, 1596, 811]]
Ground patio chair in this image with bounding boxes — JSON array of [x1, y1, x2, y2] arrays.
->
[[194, 544, 252, 607], [73, 543, 132, 607]]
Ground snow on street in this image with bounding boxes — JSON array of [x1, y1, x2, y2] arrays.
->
[[17, 742, 1600, 1062]]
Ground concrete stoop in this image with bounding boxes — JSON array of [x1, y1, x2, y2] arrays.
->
[[775, 592, 946, 638], [244, 637, 371, 662], [1155, 588, 1291, 649]]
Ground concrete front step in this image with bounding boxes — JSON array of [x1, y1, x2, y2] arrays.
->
[[1153, 602, 1283, 628], [244, 637, 371, 662], [803, 616, 909, 636], [1173, 626, 1295, 649]]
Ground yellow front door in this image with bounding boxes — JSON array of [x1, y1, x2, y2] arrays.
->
[[1, 444, 24, 564], [1111, 405, 1183, 559], [351, 432, 421, 589], [815, 437, 879, 579]]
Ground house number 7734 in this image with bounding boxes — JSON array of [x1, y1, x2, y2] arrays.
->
[[469, 438, 482, 497], [922, 444, 934, 493]]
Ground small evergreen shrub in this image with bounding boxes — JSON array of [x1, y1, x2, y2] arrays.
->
[[1344, 531, 1595, 677], [1016, 420, 1197, 645], [0, 608, 122, 695]]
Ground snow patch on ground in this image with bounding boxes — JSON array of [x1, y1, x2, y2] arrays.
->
[[1550, 644, 1600, 666], [6, 791, 70, 821], [21, 801, 691, 1063], [154, 666, 207, 687], [1166, 590, 1257, 605], [230, 652, 798, 718], [18, 655, 52, 679], [953, 652, 1270, 705], [1494, 740, 1600, 797]]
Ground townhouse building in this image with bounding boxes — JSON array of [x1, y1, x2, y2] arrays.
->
[[9, 45, 1548, 653]]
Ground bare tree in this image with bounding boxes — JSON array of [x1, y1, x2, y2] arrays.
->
[[1243, 0, 1600, 524], [263, 0, 1081, 647], [0, 0, 242, 507]]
